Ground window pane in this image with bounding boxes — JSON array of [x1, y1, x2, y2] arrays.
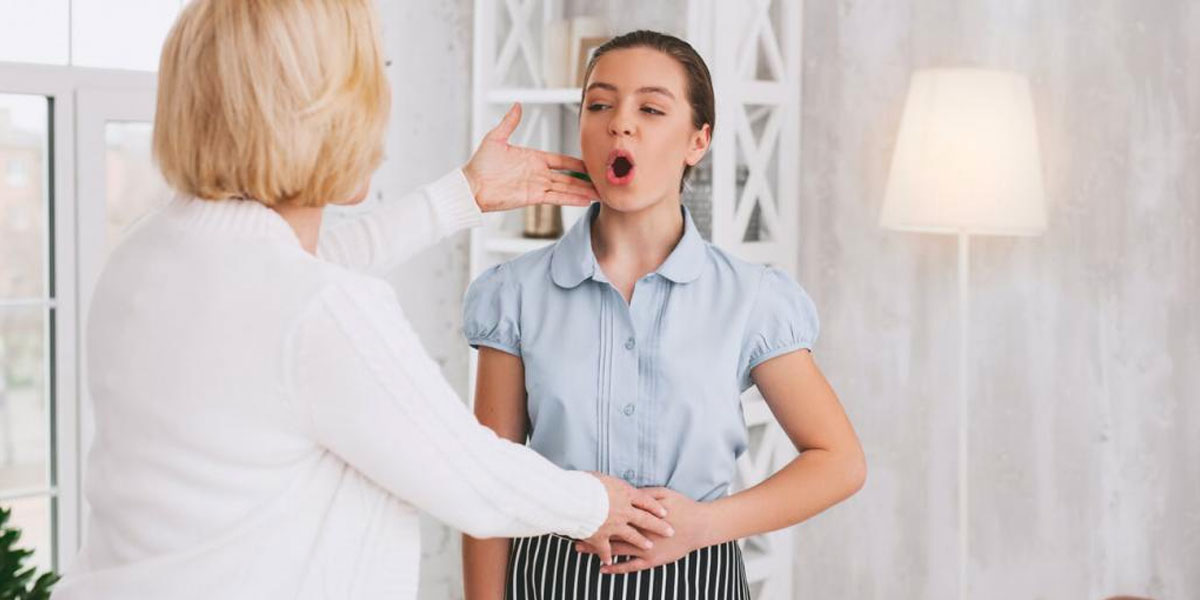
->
[[0, 94, 49, 299], [0, 308, 49, 492], [1, 495, 54, 575], [105, 122, 171, 252], [0, 1, 69, 66], [71, 0, 186, 71]]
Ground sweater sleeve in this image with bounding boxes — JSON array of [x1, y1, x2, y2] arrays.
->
[[285, 280, 608, 540], [317, 170, 482, 274]]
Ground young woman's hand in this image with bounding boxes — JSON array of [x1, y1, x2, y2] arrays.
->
[[576, 487, 715, 575], [584, 474, 676, 567], [463, 103, 598, 212]]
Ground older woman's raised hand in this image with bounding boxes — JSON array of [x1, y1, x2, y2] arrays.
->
[[583, 473, 676, 567], [462, 103, 598, 212]]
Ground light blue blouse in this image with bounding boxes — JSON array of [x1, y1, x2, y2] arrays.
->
[[462, 204, 818, 501]]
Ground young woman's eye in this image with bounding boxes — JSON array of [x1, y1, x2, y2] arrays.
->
[[586, 102, 610, 112], [641, 106, 665, 116]]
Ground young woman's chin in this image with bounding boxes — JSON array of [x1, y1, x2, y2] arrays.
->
[[595, 185, 666, 214]]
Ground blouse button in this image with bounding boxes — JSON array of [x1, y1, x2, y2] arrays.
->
[[622, 403, 636, 416], [624, 337, 636, 350], [623, 470, 636, 482]]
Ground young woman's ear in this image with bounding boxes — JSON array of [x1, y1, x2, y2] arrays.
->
[[685, 123, 712, 166]]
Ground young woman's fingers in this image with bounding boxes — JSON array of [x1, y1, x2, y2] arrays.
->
[[601, 558, 654, 575], [630, 493, 669, 518], [537, 150, 587, 173]]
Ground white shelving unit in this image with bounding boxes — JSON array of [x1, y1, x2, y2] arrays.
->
[[470, 1, 803, 597]]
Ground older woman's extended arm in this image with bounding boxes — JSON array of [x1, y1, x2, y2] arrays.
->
[[318, 104, 595, 274], [317, 169, 481, 274], [286, 279, 669, 545]]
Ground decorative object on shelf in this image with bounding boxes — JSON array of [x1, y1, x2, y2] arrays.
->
[[0, 506, 60, 599], [879, 67, 1046, 600], [568, 17, 609, 87], [574, 35, 609, 87], [522, 204, 563, 239]]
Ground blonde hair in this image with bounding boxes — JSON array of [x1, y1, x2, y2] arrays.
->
[[153, 0, 390, 207]]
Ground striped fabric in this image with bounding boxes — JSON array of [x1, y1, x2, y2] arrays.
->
[[505, 534, 751, 600]]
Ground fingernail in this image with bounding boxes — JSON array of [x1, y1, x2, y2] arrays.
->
[[643, 541, 653, 549], [666, 527, 675, 536]]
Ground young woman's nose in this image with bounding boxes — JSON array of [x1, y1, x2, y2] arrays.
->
[[608, 109, 635, 137]]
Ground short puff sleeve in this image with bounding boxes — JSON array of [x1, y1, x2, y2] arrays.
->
[[462, 263, 522, 357], [738, 267, 820, 390]]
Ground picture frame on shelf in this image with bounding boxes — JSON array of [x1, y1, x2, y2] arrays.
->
[[573, 35, 609, 87]]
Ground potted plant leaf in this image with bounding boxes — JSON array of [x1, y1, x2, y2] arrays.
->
[[0, 507, 60, 600]]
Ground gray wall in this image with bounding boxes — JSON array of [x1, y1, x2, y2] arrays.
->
[[798, 1, 1198, 598], [374, 1, 1199, 598]]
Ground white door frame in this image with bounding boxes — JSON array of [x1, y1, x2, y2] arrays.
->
[[74, 88, 157, 482]]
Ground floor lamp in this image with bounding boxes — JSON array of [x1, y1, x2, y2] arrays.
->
[[878, 68, 1047, 599]]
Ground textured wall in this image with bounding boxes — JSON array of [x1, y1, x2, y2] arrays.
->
[[374, 1, 1199, 598], [372, 2, 475, 598], [797, 1, 1199, 598]]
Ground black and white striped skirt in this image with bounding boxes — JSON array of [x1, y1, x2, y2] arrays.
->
[[504, 533, 750, 600]]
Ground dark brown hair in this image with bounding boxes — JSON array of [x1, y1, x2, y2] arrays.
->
[[580, 30, 715, 190]]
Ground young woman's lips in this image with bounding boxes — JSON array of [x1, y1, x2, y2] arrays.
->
[[606, 149, 636, 186]]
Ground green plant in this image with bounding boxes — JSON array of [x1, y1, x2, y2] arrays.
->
[[0, 507, 59, 600]]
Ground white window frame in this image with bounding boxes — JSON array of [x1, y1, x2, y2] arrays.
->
[[0, 60, 156, 573]]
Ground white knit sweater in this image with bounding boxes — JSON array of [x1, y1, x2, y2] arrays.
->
[[53, 170, 607, 599]]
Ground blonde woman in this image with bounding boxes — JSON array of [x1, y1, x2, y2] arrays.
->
[[52, 1, 672, 598]]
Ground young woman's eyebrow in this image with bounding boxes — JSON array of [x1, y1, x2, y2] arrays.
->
[[585, 82, 618, 93], [584, 82, 676, 100], [636, 86, 675, 100]]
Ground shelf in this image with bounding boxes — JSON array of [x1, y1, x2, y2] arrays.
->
[[484, 235, 557, 256], [486, 87, 582, 105]]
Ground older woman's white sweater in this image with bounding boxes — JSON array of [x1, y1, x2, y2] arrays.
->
[[53, 170, 606, 599]]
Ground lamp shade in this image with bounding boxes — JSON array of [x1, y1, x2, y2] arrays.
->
[[880, 68, 1046, 236]]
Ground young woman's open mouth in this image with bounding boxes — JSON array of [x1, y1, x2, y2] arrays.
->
[[606, 148, 636, 186]]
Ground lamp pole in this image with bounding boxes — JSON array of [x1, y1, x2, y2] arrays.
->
[[957, 230, 970, 600]]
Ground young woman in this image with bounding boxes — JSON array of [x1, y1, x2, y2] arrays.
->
[[462, 31, 866, 600]]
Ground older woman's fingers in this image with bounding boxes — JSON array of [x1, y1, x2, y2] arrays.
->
[[537, 150, 587, 173], [549, 172, 598, 196], [629, 492, 668, 518], [546, 179, 597, 202], [613, 525, 654, 551], [594, 538, 613, 566], [485, 103, 522, 143], [542, 191, 594, 207], [601, 557, 654, 575], [630, 510, 674, 538], [643, 487, 675, 501]]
